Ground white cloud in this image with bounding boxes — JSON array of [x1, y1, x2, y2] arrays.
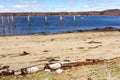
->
[[83, 5, 90, 9], [24, 1, 29, 4], [67, 0, 76, 6], [31, 0, 38, 4], [12, 5, 25, 8], [0, 5, 5, 8], [29, 6, 49, 12], [20, 0, 38, 4], [54, 7, 68, 12]]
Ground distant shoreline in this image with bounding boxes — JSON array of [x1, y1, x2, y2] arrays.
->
[[0, 9, 120, 16]]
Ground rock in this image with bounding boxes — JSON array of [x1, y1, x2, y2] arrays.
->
[[49, 63, 61, 70], [45, 69, 54, 75], [27, 67, 39, 73], [56, 69, 63, 73], [45, 69, 51, 72]]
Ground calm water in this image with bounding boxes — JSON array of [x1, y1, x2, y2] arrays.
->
[[0, 16, 120, 36]]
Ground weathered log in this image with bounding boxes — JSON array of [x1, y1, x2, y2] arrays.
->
[[0, 69, 15, 76], [21, 67, 40, 75], [61, 61, 86, 68], [86, 59, 104, 63], [85, 61, 94, 65]]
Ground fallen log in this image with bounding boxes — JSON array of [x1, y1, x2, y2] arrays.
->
[[86, 59, 104, 63], [0, 69, 15, 76], [85, 61, 94, 65], [61, 61, 86, 69], [21, 66, 40, 75], [0, 58, 106, 76]]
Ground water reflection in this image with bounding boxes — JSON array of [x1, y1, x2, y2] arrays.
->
[[1, 16, 5, 35], [44, 16, 48, 26], [60, 20, 63, 26], [28, 21, 31, 30], [2, 23, 5, 35], [27, 16, 31, 30], [7, 16, 11, 33], [45, 21, 48, 25], [73, 20, 76, 26], [11, 16, 16, 34]]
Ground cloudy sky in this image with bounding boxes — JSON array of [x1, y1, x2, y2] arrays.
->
[[0, 0, 120, 12]]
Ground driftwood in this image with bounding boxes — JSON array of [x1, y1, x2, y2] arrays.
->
[[0, 57, 118, 77], [21, 67, 40, 76], [86, 59, 104, 63], [0, 68, 15, 76], [88, 45, 102, 49], [44, 59, 104, 70], [62, 61, 85, 68], [60, 59, 104, 70], [0, 59, 105, 76], [87, 41, 102, 44], [0, 66, 9, 70], [0, 70, 15, 76]]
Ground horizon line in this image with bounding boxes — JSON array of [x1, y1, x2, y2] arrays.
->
[[0, 9, 119, 13]]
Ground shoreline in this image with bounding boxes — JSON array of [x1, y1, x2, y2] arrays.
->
[[0, 30, 120, 71], [0, 27, 120, 37]]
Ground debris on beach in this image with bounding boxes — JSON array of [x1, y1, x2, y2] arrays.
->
[[0, 57, 120, 77], [21, 66, 40, 75], [63, 59, 70, 62], [0, 55, 6, 58], [87, 41, 102, 44], [48, 63, 62, 70], [43, 50, 50, 52], [0, 66, 15, 76], [44, 69, 51, 72], [0, 65, 9, 70], [44, 63, 63, 74], [88, 45, 102, 49], [56, 69, 63, 73], [0, 69, 15, 76], [19, 51, 30, 56], [92, 27, 120, 31], [45, 57, 60, 62], [77, 47, 84, 49]]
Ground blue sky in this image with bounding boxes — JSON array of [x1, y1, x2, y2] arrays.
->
[[0, 0, 120, 12]]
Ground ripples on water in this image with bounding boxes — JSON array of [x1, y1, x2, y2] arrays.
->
[[0, 16, 120, 36]]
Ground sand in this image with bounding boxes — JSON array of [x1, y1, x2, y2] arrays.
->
[[0, 31, 120, 70]]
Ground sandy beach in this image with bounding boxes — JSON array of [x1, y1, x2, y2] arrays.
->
[[0, 31, 120, 71]]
